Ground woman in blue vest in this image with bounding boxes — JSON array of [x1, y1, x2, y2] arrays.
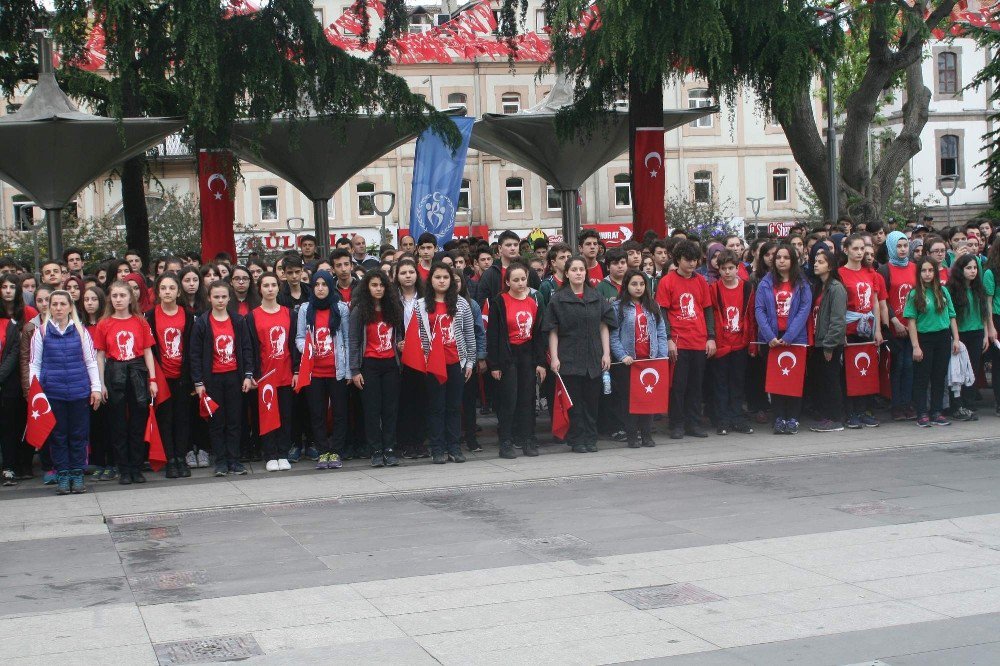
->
[[27, 290, 103, 494]]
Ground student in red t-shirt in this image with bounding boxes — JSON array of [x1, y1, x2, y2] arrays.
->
[[710, 250, 754, 435], [228, 265, 259, 317], [486, 262, 546, 459], [655, 240, 716, 439], [839, 234, 885, 428], [578, 229, 607, 288], [0, 274, 29, 486], [191, 281, 254, 477], [415, 232, 437, 282], [146, 273, 195, 479], [94, 281, 158, 485], [878, 231, 918, 420], [247, 272, 298, 472], [349, 270, 404, 468]]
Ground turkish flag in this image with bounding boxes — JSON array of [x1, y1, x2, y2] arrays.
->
[[295, 330, 314, 393], [633, 128, 666, 241], [481, 298, 490, 328], [151, 358, 171, 406], [199, 394, 220, 419], [145, 404, 167, 472], [25, 377, 56, 449], [846, 343, 881, 397], [427, 324, 447, 385], [258, 373, 281, 436], [765, 345, 807, 397], [552, 373, 573, 440], [198, 150, 237, 265], [629, 358, 670, 414], [879, 345, 892, 399], [401, 317, 426, 374]]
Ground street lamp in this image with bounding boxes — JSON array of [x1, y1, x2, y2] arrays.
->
[[937, 175, 959, 226], [371, 191, 396, 246], [746, 197, 764, 239]]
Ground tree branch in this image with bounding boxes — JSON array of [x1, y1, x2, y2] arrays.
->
[[780, 89, 833, 218]]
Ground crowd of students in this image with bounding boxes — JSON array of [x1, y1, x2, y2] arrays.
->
[[1, 215, 998, 494]]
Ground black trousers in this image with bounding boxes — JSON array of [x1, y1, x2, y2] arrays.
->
[[345, 385, 366, 458], [157, 377, 191, 461], [240, 389, 260, 459], [611, 364, 652, 441], [88, 403, 113, 467], [562, 374, 600, 447], [426, 363, 464, 456], [496, 344, 538, 445], [291, 391, 311, 449], [669, 349, 705, 430], [462, 366, 479, 445], [745, 352, 769, 413], [814, 346, 844, 421], [107, 361, 150, 474], [360, 357, 400, 456], [307, 376, 348, 456], [205, 371, 243, 466], [397, 366, 428, 454], [711, 350, 747, 427], [913, 329, 951, 416], [0, 396, 30, 474], [958, 329, 984, 410], [262, 385, 293, 460]]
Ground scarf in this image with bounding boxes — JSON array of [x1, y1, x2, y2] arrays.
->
[[705, 243, 724, 283], [887, 231, 909, 267], [124, 272, 152, 312], [306, 270, 341, 331]]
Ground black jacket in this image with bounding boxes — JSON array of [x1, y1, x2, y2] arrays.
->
[[541, 285, 617, 378], [145, 307, 195, 384], [277, 282, 311, 311], [0, 319, 21, 398], [189, 313, 254, 385], [486, 294, 546, 371], [476, 262, 541, 307], [244, 306, 301, 377]]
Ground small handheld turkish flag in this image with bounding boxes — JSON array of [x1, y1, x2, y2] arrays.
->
[[879, 344, 892, 399], [199, 393, 220, 419], [295, 330, 314, 394], [552, 372, 573, 440], [145, 403, 167, 472], [151, 358, 171, 406], [25, 376, 56, 449], [764, 345, 807, 397], [427, 325, 447, 385], [629, 358, 670, 414], [845, 343, 881, 397], [257, 370, 281, 436], [401, 317, 426, 374]]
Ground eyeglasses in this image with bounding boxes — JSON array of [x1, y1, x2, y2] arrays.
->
[[928, 248, 947, 254], [233, 276, 250, 282]]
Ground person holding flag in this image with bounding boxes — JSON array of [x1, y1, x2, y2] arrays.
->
[[28, 290, 103, 494], [809, 248, 848, 432], [393, 258, 428, 459], [413, 263, 476, 464], [248, 272, 298, 472], [0, 275, 28, 486], [755, 244, 812, 435], [610, 270, 668, 448], [349, 270, 404, 468]]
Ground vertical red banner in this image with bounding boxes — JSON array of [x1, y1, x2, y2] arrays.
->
[[198, 150, 237, 264], [633, 128, 666, 241]]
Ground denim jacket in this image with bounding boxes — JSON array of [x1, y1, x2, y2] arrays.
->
[[610, 301, 669, 361], [295, 302, 351, 381], [754, 273, 812, 345]]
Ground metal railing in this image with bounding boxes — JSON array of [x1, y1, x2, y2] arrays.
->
[[146, 133, 191, 159]]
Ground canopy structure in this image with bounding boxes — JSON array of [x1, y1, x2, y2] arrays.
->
[[0, 33, 184, 258], [231, 115, 429, 257], [470, 76, 718, 247]]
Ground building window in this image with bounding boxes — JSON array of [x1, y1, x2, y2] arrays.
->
[[408, 11, 431, 34], [313, 7, 324, 24], [614, 174, 632, 208], [357, 181, 376, 216], [772, 168, 790, 203], [447, 92, 467, 109], [12, 195, 36, 231], [505, 177, 524, 212], [693, 170, 713, 203], [458, 179, 471, 210], [688, 89, 713, 128], [501, 92, 521, 115], [937, 51, 958, 96], [327, 196, 335, 219], [341, 6, 359, 35], [492, 10, 501, 34], [940, 134, 960, 178], [546, 185, 561, 211], [535, 9, 548, 32], [259, 186, 278, 222]]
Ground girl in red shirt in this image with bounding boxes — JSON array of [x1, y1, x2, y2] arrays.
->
[[94, 281, 158, 484], [229, 265, 262, 462], [349, 270, 404, 468], [229, 265, 260, 317], [81, 286, 115, 481]]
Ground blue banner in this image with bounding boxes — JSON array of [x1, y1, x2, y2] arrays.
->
[[408, 117, 474, 248]]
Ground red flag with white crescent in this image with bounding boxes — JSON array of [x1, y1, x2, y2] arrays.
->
[[25, 377, 56, 450], [629, 358, 670, 414], [198, 150, 237, 265], [199, 394, 221, 419], [257, 370, 281, 436], [879, 345, 892, 400], [401, 317, 426, 374], [845, 343, 881, 397], [145, 404, 167, 472], [552, 372, 573, 440], [633, 128, 666, 241], [764, 345, 807, 397], [295, 330, 314, 393]]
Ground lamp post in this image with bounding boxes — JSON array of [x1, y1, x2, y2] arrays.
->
[[372, 191, 396, 246], [746, 196, 764, 239], [937, 175, 959, 226]]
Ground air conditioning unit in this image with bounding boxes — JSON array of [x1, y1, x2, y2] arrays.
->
[[435, 13, 451, 26]]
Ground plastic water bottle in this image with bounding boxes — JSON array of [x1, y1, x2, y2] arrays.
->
[[602, 370, 612, 395]]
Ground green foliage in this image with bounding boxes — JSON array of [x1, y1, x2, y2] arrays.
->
[[664, 186, 739, 241]]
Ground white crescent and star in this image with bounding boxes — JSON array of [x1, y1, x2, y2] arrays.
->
[[30, 392, 51, 420], [261, 383, 275, 410], [854, 352, 871, 376], [643, 151, 662, 179], [207, 173, 228, 200], [639, 367, 660, 393], [776, 350, 797, 376]]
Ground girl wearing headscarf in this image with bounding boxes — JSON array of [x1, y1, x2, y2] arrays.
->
[[698, 243, 725, 285], [909, 238, 924, 263], [877, 231, 917, 420], [124, 272, 153, 313], [295, 270, 351, 470]]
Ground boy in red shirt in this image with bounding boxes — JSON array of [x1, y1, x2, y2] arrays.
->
[[655, 240, 716, 439], [710, 251, 754, 435]]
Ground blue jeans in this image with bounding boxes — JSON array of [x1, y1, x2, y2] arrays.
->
[[426, 363, 463, 456], [49, 398, 91, 471], [889, 335, 914, 409]]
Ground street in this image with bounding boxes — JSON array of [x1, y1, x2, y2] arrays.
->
[[4, 423, 1000, 664]]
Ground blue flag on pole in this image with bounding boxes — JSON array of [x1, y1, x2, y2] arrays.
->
[[408, 117, 474, 248]]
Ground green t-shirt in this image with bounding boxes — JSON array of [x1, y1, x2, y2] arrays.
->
[[984, 267, 1000, 315], [956, 287, 985, 332], [903, 286, 956, 333]]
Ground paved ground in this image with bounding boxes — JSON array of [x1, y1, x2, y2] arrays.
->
[[6, 417, 1000, 664]]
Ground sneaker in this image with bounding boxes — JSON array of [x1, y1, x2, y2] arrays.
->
[[571, 444, 588, 453], [56, 470, 71, 495], [609, 430, 628, 442], [131, 471, 146, 484], [197, 450, 210, 468], [716, 427, 729, 436], [669, 429, 684, 440], [585, 443, 598, 453], [905, 406, 918, 420], [730, 422, 755, 434], [277, 458, 291, 471], [448, 452, 467, 463], [916, 414, 931, 427], [214, 464, 228, 477], [185, 451, 198, 468], [384, 450, 399, 467], [952, 407, 978, 422], [265, 460, 279, 472], [930, 413, 951, 426], [305, 446, 321, 461], [627, 439, 641, 448], [165, 461, 178, 479], [287, 447, 302, 463], [773, 419, 787, 435], [466, 440, 483, 453], [640, 435, 656, 448], [2, 469, 17, 486], [859, 413, 880, 427], [371, 454, 385, 468], [432, 453, 447, 464], [70, 469, 86, 494], [178, 460, 191, 478], [328, 453, 343, 469], [846, 414, 862, 429], [315, 453, 330, 470], [891, 407, 908, 422], [228, 463, 247, 475], [43, 469, 57, 485], [102, 467, 118, 481], [684, 427, 708, 438], [786, 419, 799, 434], [810, 419, 844, 432]]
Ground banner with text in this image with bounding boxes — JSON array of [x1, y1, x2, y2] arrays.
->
[[408, 117, 474, 248]]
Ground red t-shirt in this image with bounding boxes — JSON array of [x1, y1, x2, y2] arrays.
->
[[774, 280, 794, 333], [939, 267, 950, 286], [237, 300, 250, 317], [712, 280, 747, 357], [311, 308, 336, 378], [887, 264, 917, 331], [840, 266, 878, 335], [94, 315, 155, 362], [253, 306, 293, 386], [633, 304, 651, 359], [430, 301, 459, 365], [655, 270, 710, 350], [154, 305, 186, 379], [338, 284, 353, 304], [209, 316, 238, 374], [417, 263, 431, 282], [23, 305, 38, 322], [502, 292, 537, 346], [0, 317, 8, 355], [587, 263, 604, 288], [365, 311, 395, 360]]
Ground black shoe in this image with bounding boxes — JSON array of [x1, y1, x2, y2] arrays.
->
[[684, 427, 709, 438], [716, 427, 729, 436], [467, 441, 483, 453], [571, 443, 588, 453], [498, 441, 518, 459], [627, 440, 640, 448], [609, 430, 628, 442], [165, 462, 178, 479], [214, 465, 228, 477], [432, 453, 447, 464], [585, 442, 598, 453], [669, 429, 684, 440], [448, 452, 467, 463], [371, 454, 385, 468], [118, 474, 132, 485], [131, 471, 146, 484], [178, 461, 192, 478], [142, 461, 153, 472], [383, 450, 399, 467], [730, 422, 755, 434], [640, 435, 656, 448], [522, 441, 539, 457]]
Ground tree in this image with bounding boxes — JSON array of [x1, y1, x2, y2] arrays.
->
[[0, 0, 457, 262], [499, 0, 960, 227]]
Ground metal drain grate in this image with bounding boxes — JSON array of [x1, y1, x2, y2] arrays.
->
[[611, 583, 724, 610], [154, 634, 263, 664], [111, 526, 181, 543], [836, 501, 909, 517], [129, 570, 209, 592], [508, 534, 591, 556]]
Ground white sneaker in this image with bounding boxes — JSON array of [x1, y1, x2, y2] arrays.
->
[[277, 459, 291, 471], [185, 451, 197, 468], [265, 460, 279, 472], [196, 450, 210, 468]]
